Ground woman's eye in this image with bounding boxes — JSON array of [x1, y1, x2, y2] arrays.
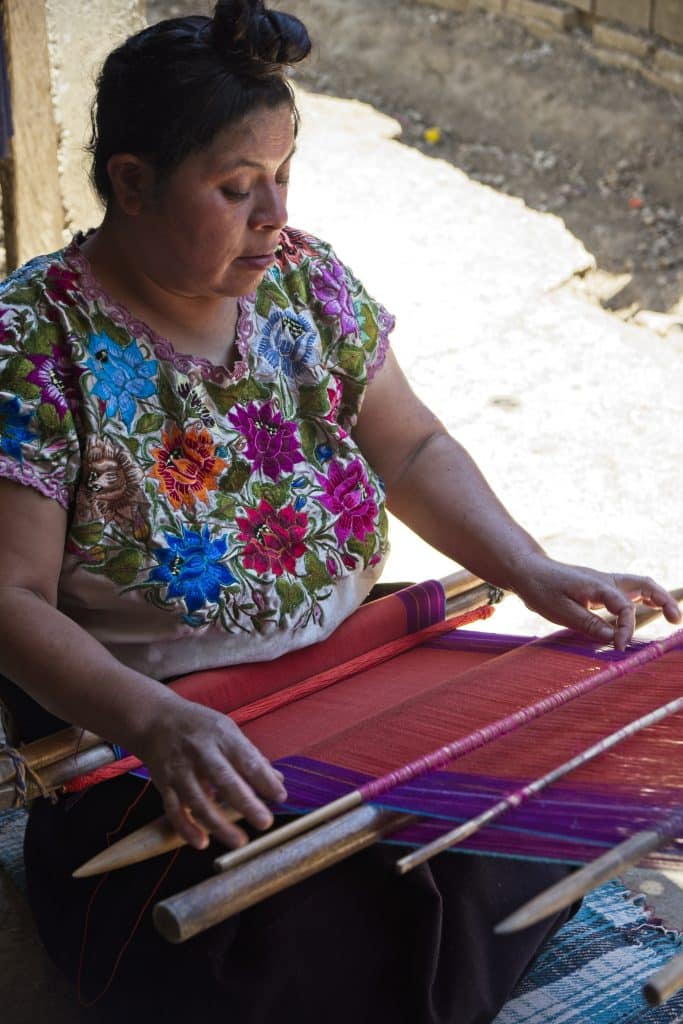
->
[[222, 188, 250, 200]]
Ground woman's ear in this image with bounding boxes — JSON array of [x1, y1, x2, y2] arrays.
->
[[105, 154, 156, 215]]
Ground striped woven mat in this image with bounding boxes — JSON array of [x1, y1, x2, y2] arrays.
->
[[0, 808, 681, 1022]]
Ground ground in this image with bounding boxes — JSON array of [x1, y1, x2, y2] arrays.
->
[[151, 0, 683, 325]]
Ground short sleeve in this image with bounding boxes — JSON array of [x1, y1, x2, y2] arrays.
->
[[339, 261, 395, 382], [0, 262, 82, 509]]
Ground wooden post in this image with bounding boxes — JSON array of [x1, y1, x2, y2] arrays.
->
[[1, 0, 63, 270]]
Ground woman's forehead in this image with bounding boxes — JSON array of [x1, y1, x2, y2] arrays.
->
[[199, 106, 297, 174]]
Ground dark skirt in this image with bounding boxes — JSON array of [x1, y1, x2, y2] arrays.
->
[[24, 775, 577, 1024]]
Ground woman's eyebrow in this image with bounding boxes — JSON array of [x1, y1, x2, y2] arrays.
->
[[216, 144, 297, 174]]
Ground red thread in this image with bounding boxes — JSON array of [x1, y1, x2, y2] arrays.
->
[[64, 604, 494, 794]]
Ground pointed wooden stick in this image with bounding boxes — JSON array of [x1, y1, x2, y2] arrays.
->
[[644, 950, 683, 1006], [494, 815, 683, 935], [396, 692, 683, 874], [72, 802, 245, 879]]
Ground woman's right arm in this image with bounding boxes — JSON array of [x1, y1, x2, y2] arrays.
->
[[0, 478, 286, 848]]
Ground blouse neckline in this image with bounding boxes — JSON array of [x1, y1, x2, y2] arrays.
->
[[63, 233, 256, 387]]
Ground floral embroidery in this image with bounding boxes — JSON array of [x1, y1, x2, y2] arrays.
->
[[77, 436, 148, 525], [0, 396, 34, 460], [148, 525, 237, 615], [26, 344, 83, 422], [228, 400, 303, 482], [255, 308, 320, 381], [0, 227, 393, 647], [316, 457, 378, 545], [150, 425, 227, 509], [85, 332, 157, 431], [310, 259, 356, 336], [236, 499, 308, 576]]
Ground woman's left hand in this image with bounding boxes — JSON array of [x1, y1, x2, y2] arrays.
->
[[508, 553, 682, 650]]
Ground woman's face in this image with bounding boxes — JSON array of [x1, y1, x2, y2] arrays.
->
[[135, 103, 296, 300]]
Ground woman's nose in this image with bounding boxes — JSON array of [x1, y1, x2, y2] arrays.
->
[[251, 184, 288, 231]]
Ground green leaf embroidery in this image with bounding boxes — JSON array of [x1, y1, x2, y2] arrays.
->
[[298, 383, 330, 418], [303, 551, 332, 590], [204, 376, 269, 417], [135, 412, 165, 434], [70, 521, 105, 547], [338, 343, 366, 378], [298, 419, 319, 463], [157, 372, 184, 423], [275, 578, 305, 616], [214, 494, 237, 521], [219, 459, 251, 493], [347, 533, 377, 568], [104, 549, 144, 586], [252, 476, 293, 509], [121, 436, 140, 457]]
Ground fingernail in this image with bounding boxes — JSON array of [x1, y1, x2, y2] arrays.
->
[[256, 810, 274, 830]]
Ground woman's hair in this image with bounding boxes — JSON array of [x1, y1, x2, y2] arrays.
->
[[88, 0, 311, 203]]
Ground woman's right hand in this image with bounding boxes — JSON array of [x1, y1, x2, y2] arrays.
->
[[135, 694, 288, 850]]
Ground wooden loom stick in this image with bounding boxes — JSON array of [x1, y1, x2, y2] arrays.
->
[[0, 572, 488, 813], [71, 584, 497, 877], [152, 627, 683, 944], [494, 813, 683, 935], [644, 950, 683, 1006], [395, 692, 683, 874]]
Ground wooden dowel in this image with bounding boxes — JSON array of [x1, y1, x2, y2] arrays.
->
[[0, 727, 101, 785], [494, 823, 681, 935], [643, 950, 683, 1006], [154, 804, 412, 944], [0, 743, 117, 810]]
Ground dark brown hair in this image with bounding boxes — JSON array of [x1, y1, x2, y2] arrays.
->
[[88, 0, 311, 203]]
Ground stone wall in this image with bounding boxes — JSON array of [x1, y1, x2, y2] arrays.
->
[[416, 0, 683, 93]]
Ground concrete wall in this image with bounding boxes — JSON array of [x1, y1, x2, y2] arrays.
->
[[1, 0, 145, 269], [45, 0, 146, 236], [416, 0, 683, 92]]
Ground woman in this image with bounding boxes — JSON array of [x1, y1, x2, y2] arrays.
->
[[0, 2, 678, 1021]]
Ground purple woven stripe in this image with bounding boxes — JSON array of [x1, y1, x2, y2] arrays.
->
[[536, 631, 652, 662], [423, 630, 534, 654], [275, 755, 683, 866], [396, 579, 446, 633]]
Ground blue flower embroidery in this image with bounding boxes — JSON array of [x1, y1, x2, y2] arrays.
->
[[256, 310, 320, 380], [85, 332, 157, 431], [0, 396, 35, 461], [149, 525, 236, 615]]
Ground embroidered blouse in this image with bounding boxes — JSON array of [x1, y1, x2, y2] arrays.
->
[[0, 227, 393, 679]]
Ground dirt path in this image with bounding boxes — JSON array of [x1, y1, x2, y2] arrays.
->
[[153, 0, 683, 321]]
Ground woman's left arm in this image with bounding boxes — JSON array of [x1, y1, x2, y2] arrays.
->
[[354, 351, 681, 649]]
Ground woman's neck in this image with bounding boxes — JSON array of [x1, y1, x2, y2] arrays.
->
[[80, 220, 240, 368]]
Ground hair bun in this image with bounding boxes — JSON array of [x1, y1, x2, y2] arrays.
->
[[211, 0, 310, 76]]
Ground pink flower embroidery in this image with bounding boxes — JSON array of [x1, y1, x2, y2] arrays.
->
[[315, 458, 378, 546], [236, 499, 308, 577]]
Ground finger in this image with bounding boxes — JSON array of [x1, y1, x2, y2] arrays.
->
[[203, 758, 279, 834], [167, 774, 250, 850], [612, 577, 682, 624], [229, 741, 288, 805], [161, 785, 211, 850]]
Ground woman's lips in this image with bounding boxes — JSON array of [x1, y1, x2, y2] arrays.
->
[[235, 253, 276, 269]]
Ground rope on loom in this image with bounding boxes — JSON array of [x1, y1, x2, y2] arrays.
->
[[0, 743, 53, 807], [63, 603, 496, 795]]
